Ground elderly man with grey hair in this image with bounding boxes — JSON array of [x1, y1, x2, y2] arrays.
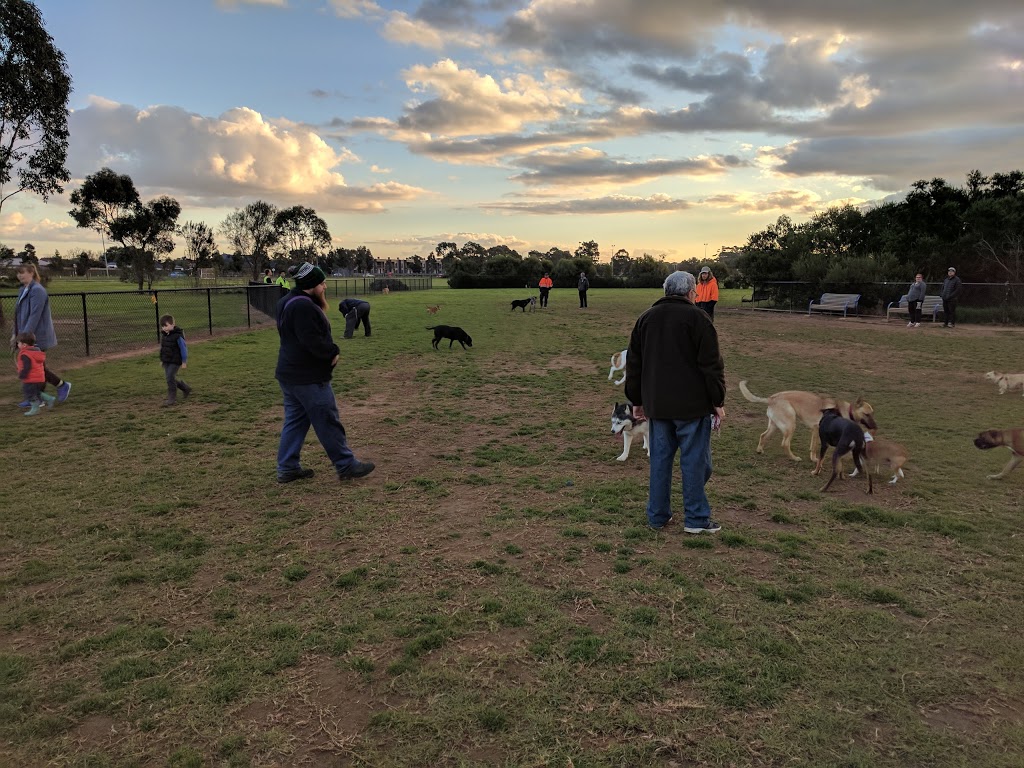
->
[[624, 271, 726, 533]]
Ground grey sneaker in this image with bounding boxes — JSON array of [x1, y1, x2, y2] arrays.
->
[[684, 520, 722, 534], [338, 460, 375, 480]]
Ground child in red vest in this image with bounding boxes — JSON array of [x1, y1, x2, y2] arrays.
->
[[16, 332, 56, 417]]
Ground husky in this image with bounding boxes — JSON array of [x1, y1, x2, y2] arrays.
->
[[608, 349, 627, 385], [611, 402, 649, 461]]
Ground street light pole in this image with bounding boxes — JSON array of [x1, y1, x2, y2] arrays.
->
[[704, 242, 708, 260]]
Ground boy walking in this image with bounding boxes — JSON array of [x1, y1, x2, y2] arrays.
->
[[159, 315, 193, 406], [15, 332, 56, 416]]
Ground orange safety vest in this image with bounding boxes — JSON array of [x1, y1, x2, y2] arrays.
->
[[539, 276, 553, 289], [695, 276, 719, 303], [17, 346, 46, 384]]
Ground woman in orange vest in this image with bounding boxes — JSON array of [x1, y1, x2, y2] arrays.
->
[[695, 266, 719, 320], [538, 273, 553, 307]]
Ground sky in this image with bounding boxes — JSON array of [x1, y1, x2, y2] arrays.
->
[[5, 0, 1024, 263]]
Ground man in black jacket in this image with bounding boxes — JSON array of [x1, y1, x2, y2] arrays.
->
[[940, 267, 963, 328], [338, 297, 371, 338], [275, 263, 374, 483], [625, 271, 726, 534]]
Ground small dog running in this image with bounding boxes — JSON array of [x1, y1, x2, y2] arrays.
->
[[510, 297, 537, 312], [427, 325, 473, 350], [812, 407, 872, 493], [985, 371, 1024, 396], [610, 402, 649, 461], [608, 349, 627, 386], [426, 304, 441, 315]]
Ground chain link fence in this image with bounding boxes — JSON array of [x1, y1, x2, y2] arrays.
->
[[0, 276, 434, 372], [741, 281, 1024, 324]]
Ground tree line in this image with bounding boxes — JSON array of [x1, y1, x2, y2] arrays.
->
[[738, 170, 1024, 289]]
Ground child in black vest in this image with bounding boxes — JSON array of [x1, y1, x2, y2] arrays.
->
[[159, 314, 192, 406]]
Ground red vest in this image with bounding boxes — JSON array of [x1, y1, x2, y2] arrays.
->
[[17, 346, 46, 384]]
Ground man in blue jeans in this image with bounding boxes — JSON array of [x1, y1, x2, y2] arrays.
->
[[275, 262, 375, 483], [625, 271, 726, 534]]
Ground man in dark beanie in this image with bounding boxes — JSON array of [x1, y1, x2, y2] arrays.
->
[[338, 297, 371, 338], [274, 262, 375, 483]]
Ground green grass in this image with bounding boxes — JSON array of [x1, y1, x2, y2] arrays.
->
[[2, 287, 1024, 766]]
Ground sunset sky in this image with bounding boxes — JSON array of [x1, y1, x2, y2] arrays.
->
[[7, 0, 1023, 263]]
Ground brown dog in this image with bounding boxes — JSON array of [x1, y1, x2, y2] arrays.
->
[[740, 380, 877, 461], [426, 305, 441, 315], [974, 429, 1024, 479], [847, 436, 909, 486]]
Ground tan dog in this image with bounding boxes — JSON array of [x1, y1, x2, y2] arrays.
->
[[974, 429, 1024, 479], [985, 371, 1024, 396], [608, 349, 627, 386], [426, 304, 441, 315], [739, 380, 877, 461], [848, 435, 909, 485]]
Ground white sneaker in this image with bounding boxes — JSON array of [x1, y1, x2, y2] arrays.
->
[[906, 322, 913, 327], [913, 323, 920, 328]]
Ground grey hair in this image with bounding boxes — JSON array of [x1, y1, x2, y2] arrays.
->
[[663, 270, 696, 296]]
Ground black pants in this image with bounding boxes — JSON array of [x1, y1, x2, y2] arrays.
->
[[942, 299, 957, 326], [43, 366, 61, 387], [578, 290, 588, 308], [163, 363, 191, 403], [344, 307, 371, 338], [539, 288, 550, 307], [907, 300, 921, 324], [698, 301, 716, 320]]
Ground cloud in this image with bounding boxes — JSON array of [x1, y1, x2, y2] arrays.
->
[[508, 148, 749, 187], [0, 211, 78, 242], [216, 0, 287, 9], [702, 189, 821, 214], [67, 98, 425, 212], [481, 194, 693, 215], [327, 0, 384, 19]]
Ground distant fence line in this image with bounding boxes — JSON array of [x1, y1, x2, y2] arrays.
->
[[743, 281, 1024, 325], [0, 276, 433, 367]]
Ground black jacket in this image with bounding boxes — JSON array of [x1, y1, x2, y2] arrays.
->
[[338, 298, 370, 317], [275, 290, 340, 385], [941, 275, 962, 300], [159, 327, 186, 365], [624, 295, 726, 421]]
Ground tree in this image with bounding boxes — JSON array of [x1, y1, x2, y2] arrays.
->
[[179, 221, 216, 284], [574, 240, 599, 264], [0, 0, 71, 214], [610, 248, 631, 276], [68, 167, 140, 251], [18, 242, 35, 263], [274, 205, 331, 265], [108, 196, 181, 289], [407, 254, 423, 273], [220, 201, 279, 281]]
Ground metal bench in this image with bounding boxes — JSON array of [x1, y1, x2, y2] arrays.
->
[[741, 289, 770, 306], [808, 293, 860, 317], [886, 295, 944, 322]]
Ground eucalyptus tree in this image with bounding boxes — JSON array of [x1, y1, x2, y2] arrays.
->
[[0, 0, 71, 214], [220, 200, 279, 281]]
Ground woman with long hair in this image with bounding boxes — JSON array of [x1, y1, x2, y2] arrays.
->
[[12, 263, 71, 405]]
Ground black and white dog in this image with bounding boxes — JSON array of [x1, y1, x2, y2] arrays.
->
[[812, 407, 872, 493], [610, 402, 649, 461], [510, 296, 537, 312]]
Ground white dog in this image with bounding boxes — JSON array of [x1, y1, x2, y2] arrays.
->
[[608, 349, 627, 385], [611, 402, 649, 461], [985, 371, 1024, 396]]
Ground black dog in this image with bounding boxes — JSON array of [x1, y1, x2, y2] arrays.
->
[[812, 407, 872, 494], [426, 325, 473, 350], [510, 297, 536, 312]]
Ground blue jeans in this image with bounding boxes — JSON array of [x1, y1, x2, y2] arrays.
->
[[277, 381, 357, 477], [646, 416, 713, 529]]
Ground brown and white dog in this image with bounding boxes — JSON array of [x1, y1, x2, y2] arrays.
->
[[426, 304, 441, 315], [739, 380, 877, 462], [608, 349, 627, 386], [984, 371, 1024, 396], [848, 435, 909, 486], [974, 429, 1024, 479]]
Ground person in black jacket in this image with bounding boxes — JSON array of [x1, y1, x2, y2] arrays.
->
[[158, 314, 192, 407], [625, 271, 726, 534], [275, 263, 374, 483], [338, 298, 371, 338], [940, 267, 963, 328]]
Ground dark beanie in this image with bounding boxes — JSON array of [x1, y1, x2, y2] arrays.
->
[[293, 262, 325, 290]]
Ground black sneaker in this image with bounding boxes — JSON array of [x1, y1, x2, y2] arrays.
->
[[278, 468, 315, 483], [338, 460, 375, 480], [684, 520, 722, 534], [648, 515, 675, 531]]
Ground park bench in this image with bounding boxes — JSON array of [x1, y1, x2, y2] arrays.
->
[[741, 288, 770, 306], [886, 295, 944, 323], [807, 292, 860, 317]]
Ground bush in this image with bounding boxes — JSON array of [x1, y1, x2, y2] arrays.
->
[[371, 278, 409, 292]]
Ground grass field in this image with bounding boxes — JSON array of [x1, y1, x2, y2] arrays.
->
[[2, 287, 1024, 767]]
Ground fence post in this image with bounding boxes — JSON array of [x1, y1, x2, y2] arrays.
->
[[153, 291, 160, 341], [245, 285, 252, 328], [81, 293, 91, 357], [207, 288, 213, 335], [1005, 282, 1011, 326]]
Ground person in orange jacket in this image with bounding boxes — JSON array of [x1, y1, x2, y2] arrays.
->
[[695, 266, 719, 320], [538, 272, 553, 307]]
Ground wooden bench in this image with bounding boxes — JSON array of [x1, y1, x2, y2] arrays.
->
[[741, 289, 770, 306], [808, 293, 860, 317], [886, 295, 944, 322]]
